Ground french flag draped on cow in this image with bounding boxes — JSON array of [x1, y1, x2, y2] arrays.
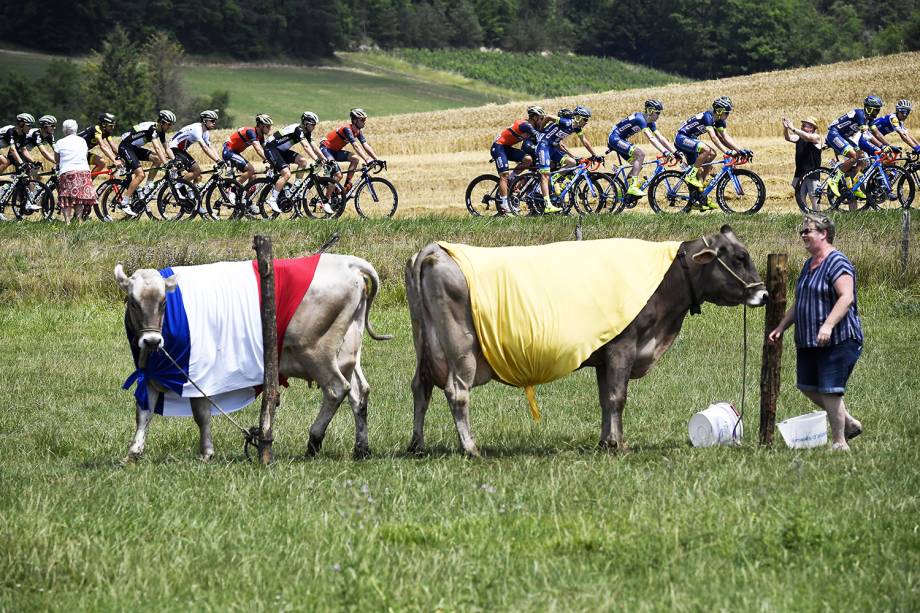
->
[[122, 255, 321, 417]]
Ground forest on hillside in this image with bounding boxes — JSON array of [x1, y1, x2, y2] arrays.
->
[[3, 0, 918, 78]]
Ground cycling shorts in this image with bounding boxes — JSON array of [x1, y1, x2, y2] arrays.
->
[[607, 134, 635, 160], [490, 142, 526, 174], [118, 142, 152, 173], [222, 143, 249, 172], [674, 134, 704, 165], [320, 146, 350, 163], [825, 129, 855, 157], [171, 148, 197, 171], [265, 145, 299, 172], [536, 141, 566, 172]]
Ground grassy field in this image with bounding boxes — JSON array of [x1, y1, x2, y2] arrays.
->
[[1, 214, 919, 610]]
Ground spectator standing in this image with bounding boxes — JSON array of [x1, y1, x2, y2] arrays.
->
[[53, 120, 97, 223], [783, 116, 822, 202]]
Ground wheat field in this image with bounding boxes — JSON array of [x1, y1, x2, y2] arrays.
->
[[194, 52, 920, 216]]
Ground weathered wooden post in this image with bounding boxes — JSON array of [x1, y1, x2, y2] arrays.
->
[[759, 253, 788, 446], [902, 208, 911, 275], [253, 235, 278, 465]]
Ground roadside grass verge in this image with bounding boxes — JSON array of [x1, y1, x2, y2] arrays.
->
[[1, 214, 918, 610]]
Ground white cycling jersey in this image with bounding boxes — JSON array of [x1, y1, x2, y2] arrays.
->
[[169, 122, 210, 152], [266, 124, 310, 152], [24, 127, 53, 149]]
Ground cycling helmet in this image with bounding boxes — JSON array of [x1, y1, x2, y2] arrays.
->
[[526, 105, 546, 117], [895, 99, 912, 113], [558, 108, 574, 119], [864, 95, 883, 114], [350, 108, 368, 121], [644, 99, 664, 112], [574, 105, 592, 119], [16, 113, 35, 125], [98, 112, 116, 125], [713, 96, 733, 112], [39, 115, 57, 127], [158, 109, 176, 123], [255, 114, 273, 126], [199, 109, 219, 122], [301, 111, 318, 125]]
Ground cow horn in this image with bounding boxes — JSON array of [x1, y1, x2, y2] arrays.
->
[[114, 264, 130, 291]]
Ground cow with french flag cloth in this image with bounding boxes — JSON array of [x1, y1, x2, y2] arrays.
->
[[117, 251, 391, 461]]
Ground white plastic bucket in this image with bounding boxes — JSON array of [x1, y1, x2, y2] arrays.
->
[[688, 402, 742, 447], [777, 411, 828, 449]]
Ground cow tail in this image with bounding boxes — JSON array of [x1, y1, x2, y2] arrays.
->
[[355, 259, 393, 341]]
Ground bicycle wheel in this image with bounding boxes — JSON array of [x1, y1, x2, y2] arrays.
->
[[716, 169, 765, 214], [0, 181, 13, 220], [354, 177, 398, 219], [647, 170, 692, 214], [300, 178, 343, 219], [465, 174, 501, 216], [570, 173, 619, 214], [41, 185, 61, 221], [257, 187, 294, 220], [11, 180, 53, 221], [794, 167, 835, 213], [204, 178, 243, 220], [157, 179, 200, 221], [603, 173, 628, 214], [866, 166, 915, 210], [242, 178, 272, 219], [97, 179, 128, 221]]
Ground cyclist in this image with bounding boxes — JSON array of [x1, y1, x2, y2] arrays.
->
[[78, 113, 122, 174], [491, 105, 548, 215], [607, 99, 680, 198], [320, 108, 383, 195], [24, 115, 58, 166], [170, 110, 221, 183], [117, 109, 176, 217], [674, 97, 752, 210], [870, 99, 920, 154], [535, 105, 600, 214], [223, 114, 273, 186], [825, 95, 885, 200], [264, 111, 326, 214], [0, 114, 38, 175]]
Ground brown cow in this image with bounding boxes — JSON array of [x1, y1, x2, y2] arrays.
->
[[405, 225, 768, 456]]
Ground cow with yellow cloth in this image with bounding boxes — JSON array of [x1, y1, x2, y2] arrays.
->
[[405, 225, 768, 457]]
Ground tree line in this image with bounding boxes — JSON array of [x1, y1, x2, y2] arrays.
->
[[2, 0, 918, 78]]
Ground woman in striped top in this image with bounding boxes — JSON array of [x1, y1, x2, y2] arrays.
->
[[768, 213, 864, 451]]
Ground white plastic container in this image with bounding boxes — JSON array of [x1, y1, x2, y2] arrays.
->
[[688, 402, 743, 447], [777, 410, 828, 449]]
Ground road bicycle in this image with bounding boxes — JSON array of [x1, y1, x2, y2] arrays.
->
[[795, 149, 915, 212], [604, 153, 681, 214], [506, 157, 614, 216], [0, 165, 54, 221], [330, 160, 397, 219], [647, 152, 765, 215], [96, 160, 199, 221]]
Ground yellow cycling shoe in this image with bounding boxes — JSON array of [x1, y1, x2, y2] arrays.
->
[[685, 167, 703, 188], [626, 178, 646, 197], [543, 201, 563, 214], [853, 187, 867, 200], [828, 171, 842, 197]]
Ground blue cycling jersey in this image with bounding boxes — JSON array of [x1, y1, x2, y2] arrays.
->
[[677, 111, 725, 139], [828, 109, 869, 138], [872, 113, 901, 136], [611, 112, 657, 141], [538, 117, 581, 148]]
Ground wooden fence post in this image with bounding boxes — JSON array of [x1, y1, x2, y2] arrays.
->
[[759, 253, 787, 446], [253, 235, 278, 465], [902, 208, 911, 275]]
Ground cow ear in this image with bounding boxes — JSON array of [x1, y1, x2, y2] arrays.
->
[[114, 264, 130, 292], [165, 275, 177, 293], [692, 248, 718, 264]]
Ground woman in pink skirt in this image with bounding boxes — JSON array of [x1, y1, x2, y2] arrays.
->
[[53, 119, 97, 223]]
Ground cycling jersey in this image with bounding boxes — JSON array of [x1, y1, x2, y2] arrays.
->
[[121, 122, 167, 148], [24, 128, 53, 149], [677, 111, 725, 139], [537, 117, 581, 148], [267, 124, 311, 152], [321, 124, 366, 152], [226, 127, 264, 154], [169, 122, 210, 152], [872, 113, 902, 136], [0, 125, 27, 150], [494, 119, 537, 146], [78, 125, 106, 149], [611, 112, 657, 141], [827, 109, 869, 138]]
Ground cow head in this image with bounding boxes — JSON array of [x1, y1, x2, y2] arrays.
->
[[115, 264, 177, 367], [690, 225, 768, 307]]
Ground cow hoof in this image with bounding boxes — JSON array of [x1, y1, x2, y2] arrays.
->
[[462, 446, 481, 459], [406, 437, 425, 455], [199, 451, 214, 463], [831, 442, 851, 452], [353, 445, 371, 460], [844, 419, 863, 441], [599, 440, 628, 453], [121, 453, 141, 465], [306, 436, 323, 458]]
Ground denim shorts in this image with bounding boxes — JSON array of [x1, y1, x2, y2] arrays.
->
[[796, 339, 862, 395]]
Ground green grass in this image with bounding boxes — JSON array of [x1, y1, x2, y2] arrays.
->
[[384, 48, 688, 98], [1, 214, 919, 610]]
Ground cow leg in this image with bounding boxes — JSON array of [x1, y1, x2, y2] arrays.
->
[[596, 355, 631, 450], [190, 398, 215, 461], [126, 384, 157, 460], [347, 362, 371, 459], [307, 367, 351, 457], [445, 358, 478, 457], [408, 364, 434, 453]]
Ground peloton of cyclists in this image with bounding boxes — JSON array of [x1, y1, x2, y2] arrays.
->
[[491, 105, 549, 215], [535, 105, 601, 214], [116, 109, 176, 217], [78, 113, 122, 174], [869, 99, 920, 155], [320, 108, 384, 200], [607, 99, 680, 198], [826, 95, 887, 201], [264, 111, 326, 214]]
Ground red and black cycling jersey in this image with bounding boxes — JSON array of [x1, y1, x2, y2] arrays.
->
[[227, 127, 264, 154], [494, 119, 538, 146], [321, 124, 367, 151]]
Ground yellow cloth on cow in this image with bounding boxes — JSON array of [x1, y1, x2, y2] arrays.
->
[[438, 238, 681, 420]]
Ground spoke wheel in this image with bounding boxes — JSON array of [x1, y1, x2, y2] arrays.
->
[[571, 172, 620, 214], [464, 174, 501, 216], [647, 170, 692, 214], [204, 178, 243, 220], [301, 178, 343, 219], [716, 169, 765, 214], [242, 178, 272, 219], [795, 167, 835, 213], [867, 166, 915, 210], [12, 180, 54, 221], [355, 177, 398, 219], [157, 179, 200, 221]]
